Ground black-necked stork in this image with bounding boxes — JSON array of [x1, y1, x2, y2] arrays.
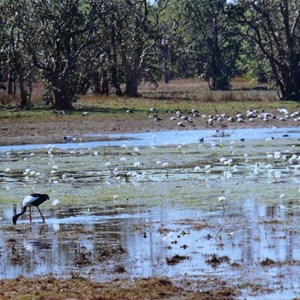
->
[[12, 193, 50, 224]]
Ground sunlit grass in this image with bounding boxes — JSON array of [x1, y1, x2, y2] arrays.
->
[[2, 98, 298, 127], [1, 78, 300, 124]]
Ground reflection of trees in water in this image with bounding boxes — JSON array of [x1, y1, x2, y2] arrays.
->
[[240, 199, 300, 267]]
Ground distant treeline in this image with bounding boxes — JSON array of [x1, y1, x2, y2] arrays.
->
[[0, 0, 299, 109]]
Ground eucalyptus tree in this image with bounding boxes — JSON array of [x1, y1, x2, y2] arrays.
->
[[0, 16, 8, 89], [229, 0, 300, 100], [0, 0, 34, 107], [22, 0, 103, 109], [75, 0, 166, 98], [122, 0, 161, 96], [94, 0, 168, 97], [184, 0, 242, 90], [157, 1, 193, 82], [236, 37, 272, 83]]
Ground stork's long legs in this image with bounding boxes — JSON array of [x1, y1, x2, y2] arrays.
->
[[36, 206, 46, 223], [29, 206, 32, 223]]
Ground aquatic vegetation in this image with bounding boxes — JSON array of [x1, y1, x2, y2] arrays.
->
[[1, 136, 300, 299]]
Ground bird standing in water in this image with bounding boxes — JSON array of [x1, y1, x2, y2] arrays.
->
[[12, 193, 50, 224]]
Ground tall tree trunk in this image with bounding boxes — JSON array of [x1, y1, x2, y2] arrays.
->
[[161, 46, 169, 84], [101, 70, 109, 96], [7, 71, 15, 95], [92, 72, 101, 95], [210, 17, 230, 90], [51, 76, 75, 110], [16, 63, 29, 108], [125, 76, 138, 97], [111, 66, 123, 96], [18, 74, 28, 107]]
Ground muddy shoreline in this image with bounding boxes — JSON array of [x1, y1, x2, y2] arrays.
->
[[1, 112, 299, 147]]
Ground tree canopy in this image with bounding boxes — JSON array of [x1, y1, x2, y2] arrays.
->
[[0, 0, 299, 108]]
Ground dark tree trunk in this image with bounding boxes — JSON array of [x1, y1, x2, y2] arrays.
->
[[278, 82, 300, 101], [111, 67, 123, 96], [101, 70, 109, 96], [161, 46, 169, 84], [52, 75, 75, 110], [7, 71, 15, 95], [18, 74, 28, 107], [16, 63, 29, 108], [125, 77, 138, 97], [108, 17, 123, 97], [209, 17, 230, 91], [91, 72, 101, 95], [53, 90, 74, 110]]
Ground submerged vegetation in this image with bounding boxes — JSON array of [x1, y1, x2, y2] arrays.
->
[[1, 131, 300, 298]]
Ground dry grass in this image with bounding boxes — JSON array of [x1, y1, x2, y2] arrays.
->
[[139, 77, 277, 102], [0, 78, 299, 124], [0, 276, 237, 300]]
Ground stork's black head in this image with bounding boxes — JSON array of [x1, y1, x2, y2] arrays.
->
[[12, 206, 27, 225], [41, 194, 50, 201]]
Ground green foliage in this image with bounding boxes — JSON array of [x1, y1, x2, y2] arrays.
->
[[231, 0, 300, 100], [25, 0, 100, 109], [183, 0, 242, 90], [0, 0, 299, 106], [236, 38, 272, 83]]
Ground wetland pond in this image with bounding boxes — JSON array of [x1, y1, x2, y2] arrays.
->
[[1, 127, 300, 299]]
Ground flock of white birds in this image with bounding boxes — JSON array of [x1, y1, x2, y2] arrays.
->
[[145, 107, 300, 128]]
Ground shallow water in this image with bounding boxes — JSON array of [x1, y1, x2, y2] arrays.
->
[[0, 126, 300, 151], [1, 129, 300, 299]]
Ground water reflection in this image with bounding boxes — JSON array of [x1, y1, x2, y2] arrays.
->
[[1, 132, 300, 298], [1, 197, 300, 299], [1, 127, 300, 152]]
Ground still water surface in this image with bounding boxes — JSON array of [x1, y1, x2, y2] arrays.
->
[[1, 127, 300, 299]]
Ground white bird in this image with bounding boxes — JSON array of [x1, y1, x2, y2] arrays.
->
[[147, 108, 158, 114], [52, 199, 60, 206], [55, 110, 65, 116], [207, 116, 214, 126]]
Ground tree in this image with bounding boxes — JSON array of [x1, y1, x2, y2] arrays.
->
[[22, 0, 102, 109], [236, 37, 272, 83], [0, 16, 8, 85], [157, 1, 192, 82], [0, 0, 34, 107], [108, 0, 163, 97], [229, 0, 300, 100], [76, 0, 165, 98], [184, 0, 242, 90]]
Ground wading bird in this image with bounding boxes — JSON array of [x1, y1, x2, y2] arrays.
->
[[12, 193, 50, 224]]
